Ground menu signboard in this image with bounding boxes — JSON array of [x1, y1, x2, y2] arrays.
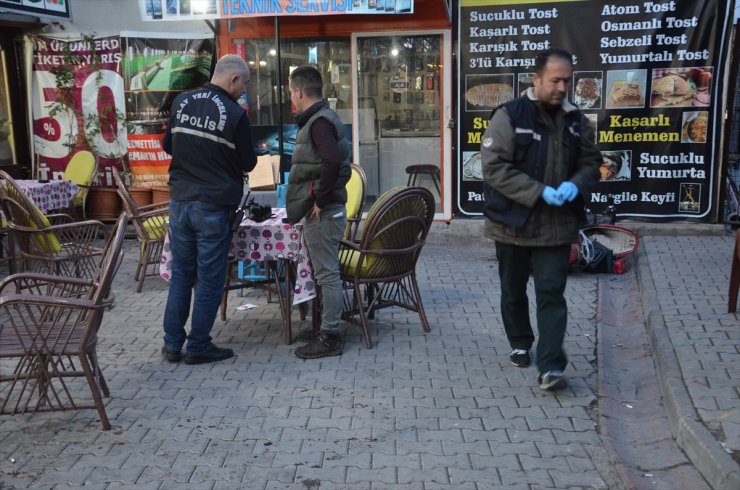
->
[[457, 0, 733, 222]]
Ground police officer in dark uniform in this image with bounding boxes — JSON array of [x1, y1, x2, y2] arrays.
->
[[161, 54, 257, 365]]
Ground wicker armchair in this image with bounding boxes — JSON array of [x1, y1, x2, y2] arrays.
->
[[112, 168, 169, 292], [0, 213, 126, 430], [63, 150, 97, 220], [0, 170, 109, 279], [339, 186, 435, 348], [345, 163, 367, 240]]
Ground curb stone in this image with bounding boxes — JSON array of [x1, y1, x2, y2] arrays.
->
[[635, 245, 740, 490]]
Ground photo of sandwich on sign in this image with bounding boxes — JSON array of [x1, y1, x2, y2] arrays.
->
[[605, 69, 646, 109], [651, 73, 695, 107], [650, 67, 713, 108]]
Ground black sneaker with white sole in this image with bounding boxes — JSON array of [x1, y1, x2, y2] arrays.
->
[[538, 370, 568, 391], [509, 349, 530, 367]]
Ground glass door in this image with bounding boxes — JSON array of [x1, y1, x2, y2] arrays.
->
[[353, 31, 451, 218]]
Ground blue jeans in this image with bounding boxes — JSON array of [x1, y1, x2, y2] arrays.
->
[[302, 203, 346, 334], [163, 200, 233, 355]]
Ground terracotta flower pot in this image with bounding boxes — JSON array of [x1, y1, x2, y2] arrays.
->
[[86, 187, 121, 221], [151, 186, 170, 205], [129, 187, 152, 208]]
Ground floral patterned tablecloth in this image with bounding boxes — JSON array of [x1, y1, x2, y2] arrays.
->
[[160, 208, 316, 305], [15, 179, 80, 213]]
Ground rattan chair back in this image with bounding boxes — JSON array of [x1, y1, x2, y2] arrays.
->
[[0, 213, 127, 430], [339, 186, 435, 347]]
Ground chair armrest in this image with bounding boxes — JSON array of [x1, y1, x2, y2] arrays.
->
[[0, 272, 95, 296], [345, 217, 362, 242], [46, 213, 75, 225], [339, 238, 362, 251], [138, 201, 169, 213], [137, 207, 169, 220], [0, 292, 103, 310], [8, 218, 108, 234]]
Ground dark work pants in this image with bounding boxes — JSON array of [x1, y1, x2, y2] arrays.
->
[[495, 242, 571, 373]]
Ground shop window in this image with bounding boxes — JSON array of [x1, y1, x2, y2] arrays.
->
[[232, 37, 352, 161]]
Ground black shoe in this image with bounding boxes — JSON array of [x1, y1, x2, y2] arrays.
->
[[509, 349, 530, 368], [295, 328, 321, 343], [538, 370, 568, 391], [161, 346, 182, 363], [294, 332, 343, 359], [183, 345, 234, 365]]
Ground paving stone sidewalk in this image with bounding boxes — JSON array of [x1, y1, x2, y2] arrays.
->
[[0, 238, 625, 489], [2, 227, 738, 489]]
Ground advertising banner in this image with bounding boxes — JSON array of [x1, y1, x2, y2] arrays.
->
[[138, 0, 414, 20], [121, 33, 214, 187], [457, 0, 733, 221], [30, 35, 126, 185]]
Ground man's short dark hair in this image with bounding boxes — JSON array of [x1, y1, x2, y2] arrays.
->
[[534, 48, 573, 75], [289, 65, 323, 99]]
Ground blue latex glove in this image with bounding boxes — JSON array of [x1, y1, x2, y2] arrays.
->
[[541, 186, 564, 206], [556, 181, 579, 202]]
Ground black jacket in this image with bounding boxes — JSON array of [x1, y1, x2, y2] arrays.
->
[[480, 90, 601, 246], [163, 82, 257, 207]]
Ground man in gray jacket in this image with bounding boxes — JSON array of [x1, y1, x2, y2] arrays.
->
[[480, 48, 601, 391], [285, 65, 351, 359]]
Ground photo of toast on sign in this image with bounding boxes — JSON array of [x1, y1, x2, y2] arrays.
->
[[650, 67, 713, 108], [605, 69, 647, 109]]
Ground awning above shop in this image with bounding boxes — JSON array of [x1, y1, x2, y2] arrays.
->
[[0, 13, 45, 29]]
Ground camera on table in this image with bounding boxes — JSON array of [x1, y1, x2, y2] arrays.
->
[[232, 192, 273, 231], [248, 200, 273, 222]]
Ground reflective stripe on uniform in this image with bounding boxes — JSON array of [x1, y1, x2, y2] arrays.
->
[[172, 127, 236, 149], [514, 127, 541, 140]]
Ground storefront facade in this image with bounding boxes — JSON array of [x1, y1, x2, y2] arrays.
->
[[2, 0, 738, 225], [216, 1, 454, 218]]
